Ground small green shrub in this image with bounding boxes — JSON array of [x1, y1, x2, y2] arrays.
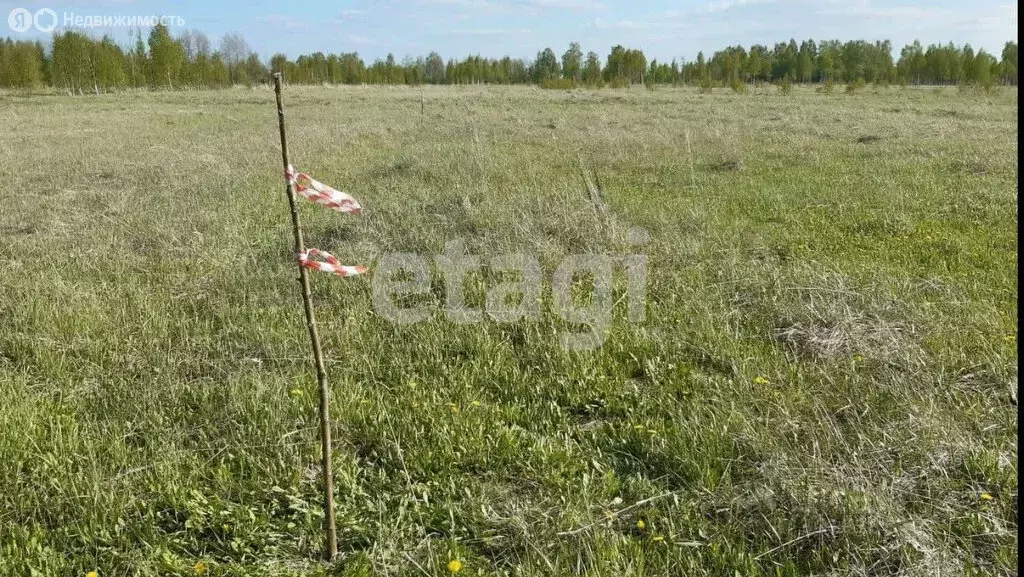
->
[[730, 77, 748, 94], [698, 77, 714, 94], [845, 78, 866, 94], [540, 77, 576, 90], [958, 82, 996, 96], [816, 79, 835, 93], [778, 77, 792, 95]]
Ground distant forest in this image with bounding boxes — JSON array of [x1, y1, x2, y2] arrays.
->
[[0, 25, 1018, 93]]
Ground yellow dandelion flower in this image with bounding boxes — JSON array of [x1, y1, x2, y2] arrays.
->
[[652, 535, 665, 542], [636, 519, 646, 530], [86, 572, 98, 577], [981, 492, 994, 501], [752, 376, 770, 385], [194, 561, 208, 575], [852, 354, 864, 362], [289, 388, 304, 398], [447, 559, 463, 573], [449, 403, 460, 414]]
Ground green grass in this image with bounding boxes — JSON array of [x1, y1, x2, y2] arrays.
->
[[0, 84, 1017, 576]]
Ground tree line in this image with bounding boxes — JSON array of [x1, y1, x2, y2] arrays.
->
[[0, 26, 1017, 92]]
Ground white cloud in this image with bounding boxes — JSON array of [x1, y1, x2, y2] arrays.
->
[[699, 0, 777, 14], [450, 27, 533, 34], [410, 0, 602, 13], [586, 0, 779, 33], [957, 2, 1017, 40], [411, 0, 506, 9], [816, 1, 954, 20], [336, 9, 368, 20], [589, 17, 688, 30], [257, 14, 308, 30], [516, 0, 604, 9]]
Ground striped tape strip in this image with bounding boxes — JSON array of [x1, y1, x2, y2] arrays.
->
[[286, 165, 361, 214], [299, 248, 368, 278]]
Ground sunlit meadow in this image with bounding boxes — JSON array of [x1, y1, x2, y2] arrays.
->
[[0, 84, 1017, 575]]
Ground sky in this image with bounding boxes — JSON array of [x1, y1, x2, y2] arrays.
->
[[1, 0, 1017, 62]]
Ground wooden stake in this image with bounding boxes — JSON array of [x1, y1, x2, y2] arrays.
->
[[273, 73, 339, 562]]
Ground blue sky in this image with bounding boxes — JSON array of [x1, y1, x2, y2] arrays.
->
[[2, 0, 1017, 62]]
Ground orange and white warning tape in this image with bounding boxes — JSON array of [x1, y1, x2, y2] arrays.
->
[[286, 165, 361, 214], [298, 248, 368, 278], [284, 165, 367, 277]]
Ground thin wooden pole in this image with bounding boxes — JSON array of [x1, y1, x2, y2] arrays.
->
[[273, 72, 338, 562]]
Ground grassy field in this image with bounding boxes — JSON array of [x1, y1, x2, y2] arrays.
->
[[0, 84, 1017, 576]]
